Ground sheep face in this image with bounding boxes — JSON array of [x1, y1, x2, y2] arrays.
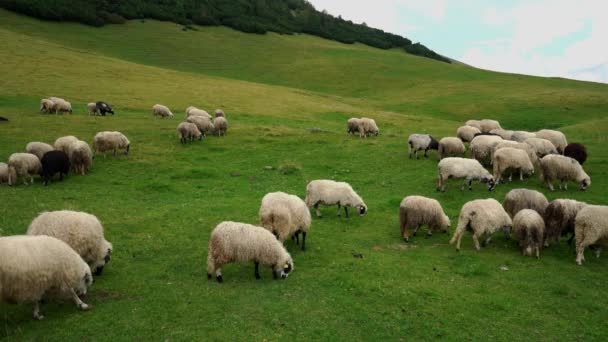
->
[[441, 215, 451, 232], [580, 178, 591, 191], [482, 176, 496, 191], [76, 269, 93, 297], [93, 243, 112, 276], [274, 260, 294, 279], [429, 136, 439, 150], [357, 204, 367, 216]]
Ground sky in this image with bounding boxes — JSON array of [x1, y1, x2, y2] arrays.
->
[[307, 0, 608, 83]]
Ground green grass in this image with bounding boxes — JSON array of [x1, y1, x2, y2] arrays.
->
[[1, 9, 608, 340]]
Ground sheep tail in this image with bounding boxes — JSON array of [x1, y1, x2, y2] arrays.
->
[[450, 213, 472, 245]]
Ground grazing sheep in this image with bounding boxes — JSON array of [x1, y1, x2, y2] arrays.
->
[[492, 147, 534, 184], [408, 134, 439, 159], [399, 196, 450, 242], [449, 198, 513, 251], [305, 179, 367, 218], [27, 210, 113, 275], [7, 153, 41, 186], [0, 162, 8, 184], [186, 115, 215, 137], [479, 119, 501, 133], [40, 150, 70, 185], [53, 99, 72, 114], [215, 109, 225, 118], [40, 99, 55, 113], [503, 189, 549, 218], [492, 141, 538, 166], [539, 154, 590, 191], [360, 117, 379, 137], [465, 120, 482, 130], [206, 221, 294, 283], [68, 140, 92, 175], [48, 97, 65, 102], [152, 104, 174, 118], [347, 118, 362, 135], [214, 116, 228, 136], [95, 101, 114, 116], [437, 157, 496, 192], [177, 122, 202, 144], [575, 205, 608, 265], [490, 128, 514, 140], [469, 135, 503, 165], [543, 199, 587, 247], [457, 125, 481, 142], [524, 138, 558, 158], [87, 102, 98, 115], [564, 143, 587, 165], [259, 192, 311, 251], [93, 131, 130, 157], [511, 131, 536, 142], [185, 106, 211, 119], [438, 137, 466, 160], [54, 136, 78, 154], [512, 209, 545, 258], [0, 235, 93, 320], [535, 129, 567, 154], [26, 142, 54, 160]]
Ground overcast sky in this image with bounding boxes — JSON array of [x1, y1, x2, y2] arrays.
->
[[308, 0, 608, 83]]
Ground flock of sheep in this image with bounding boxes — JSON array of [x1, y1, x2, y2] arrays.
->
[[1, 101, 606, 321]]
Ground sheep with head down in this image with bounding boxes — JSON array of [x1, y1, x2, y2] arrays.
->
[[54, 136, 78, 155], [305, 179, 367, 218], [259, 191, 311, 251], [492, 141, 538, 167], [438, 137, 466, 160], [68, 140, 93, 175], [177, 122, 202, 144], [535, 129, 567, 154], [26, 142, 54, 160], [564, 143, 587, 165], [503, 188, 549, 218], [87, 102, 98, 115], [40, 99, 55, 113], [93, 131, 130, 157], [7, 153, 41, 186], [186, 115, 215, 137], [399, 196, 450, 242], [437, 157, 495, 192], [186, 106, 212, 119], [539, 154, 590, 191], [524, 137, 558, 159], [457, 125, 481, 142], [575, 205, 608, 265], [543, 199, 587, 247], [360, 117, 379, 137], [513, 209, 545, 258], [469, 135, 503, 165], [449, 198, 512, 251], [492, 147, 534, 184], [408, 134, 438, 159], [152, 104, 174, 118]]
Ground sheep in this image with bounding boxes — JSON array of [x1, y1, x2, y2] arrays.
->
[[186, 115, 215, 137], [152, 104, 174, 118], [492, 141, 538, 166], [535, 129, 567, 154], [575, 205, 608, 265], [40, 99, 55, 113], [437, 157, 496, 192], [511, 131, 536, 142], [259, 192, 311, 251], [465, 120, 482, 130], [177, 122, 202, 144], [479, 119, 501, 133], [87, 102, 98, 115], [399, 196, 450, 242], [438, 137, 466, 160], [305, 179, 367, 218], [360, 117, 379, 137], [214, 116, 228, 136], [215, 109, 225, 118], [347, 118, 363, 136], [206, 221, 294, 283], [564, 143, 587, 165], [408, 134, 439, 159], [512, 209, 545, 258], [54, 135, 79, 154], [503, 189, 549, 218], [27, 210, 113, 275], [93, 131, 130, 157], [48, 96, 65, 102], [524, 137, 558, 158], [25, 142, 54, 160], [539, 154, 590, 191], [68, 140, 92, 175], [40, 150, 70, 185], [492, 147, 534, 184], [0, 235, 93, 320], [457, 125, 481, 142], [185, 106, 211, 119], [490, 128, 514, 140], [95, 101, 114, 116], [53, 99, 72, 114], [469, 135, 503, 165], [7, 153, 41, 186], [449, 198, 513, 251], [543, 199, 587, 247], [0, 162, 8, 184]]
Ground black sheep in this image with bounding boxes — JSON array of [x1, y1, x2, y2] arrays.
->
[[40, 150, 70, 185], [564, 143, 587, 165], [96, 102, 114, 116]]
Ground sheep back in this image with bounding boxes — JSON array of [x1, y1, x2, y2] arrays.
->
[[503, 189, 549, 218]]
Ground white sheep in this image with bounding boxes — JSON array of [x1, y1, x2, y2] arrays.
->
[[490, 128, 514, 140], [347, 118, 363, 136], [215, 109, 225, 118], [360, 117, 379, 137], [185, 106, 211, 119], [469, 135, 503, 165], [524, 137, 558, 158], [465, 120, 482, 130], [214, 116, 228, 136], [68, 140, 93, 175], [408, 134, 439, 159], [53, 99, 72, 114], [26, 141, 54, 160], [436, 157, 495, 192], [575, 205, 608, 265], [449, 198, 513, 251], [304, 179, 367, 218], [539, 154, 590, 191], [54, 135, 79, 154], [438, 137, 466, 160], [7, 153, 41, 185], [0, 162, 8, 184], [259, 192, 311, 251], [87, 102, 98, 115], [206, 221, 294, 282], [510, 131, 536, 142], [543, 199, 587, 247], [535, 129, 567, 154], [93, 131, 130, 157], [512, 209, 545, 258], [457, 125, 481, 142], [492, 147, 534, 183], [0, 235, 93, 320], [40, 99, 55, 113], [177, 122, 202, 143], [152, 104, 174, 118], [479, 119, 501, 133], [492, 141, 538, 166], [27, 210, 113, 275], [502, 188, 549, 218], [399, 196, 450, 242], [186, 115, 215, 136]]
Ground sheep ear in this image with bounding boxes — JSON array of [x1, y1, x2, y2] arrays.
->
[[470, 211, 477, 216]]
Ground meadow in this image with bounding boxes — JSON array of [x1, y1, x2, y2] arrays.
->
[[0, 9, 607, 340]]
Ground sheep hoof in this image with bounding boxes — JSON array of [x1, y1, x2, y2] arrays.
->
[[79, 303, 91, 311], [207, 273, 212, 280], [216, 275, 224, 283], [33, 313, 44, 321], [255, 274, 261, 280]]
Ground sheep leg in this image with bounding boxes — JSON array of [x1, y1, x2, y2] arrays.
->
[[314, 203, 321, 217], [301, 231, 307, 251], [344, 207, 349, 218], [472, 233, 482, 250], [536, 246, 540, 259], [32, 301, 44, 320], [460, 180, 468, 191], [563, 182, 568, 191], [595, 247, 602, 259], [455, 231, 464, 251], [508, 172, 513, 182], [293, 231, 300, 245], [482, 236, 492, 247], [520, 170, 524, 181], [336, 203, 341, 217], [254, 262, 261, 279], [70, 289, 90, 311], [547, 181, 554, 191], [424, 148, 429, 158]]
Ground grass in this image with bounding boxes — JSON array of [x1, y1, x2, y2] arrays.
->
[[0, 9, 608, 340]]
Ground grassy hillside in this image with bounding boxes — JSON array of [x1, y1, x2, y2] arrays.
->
[[0, 9, 607, 340]]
